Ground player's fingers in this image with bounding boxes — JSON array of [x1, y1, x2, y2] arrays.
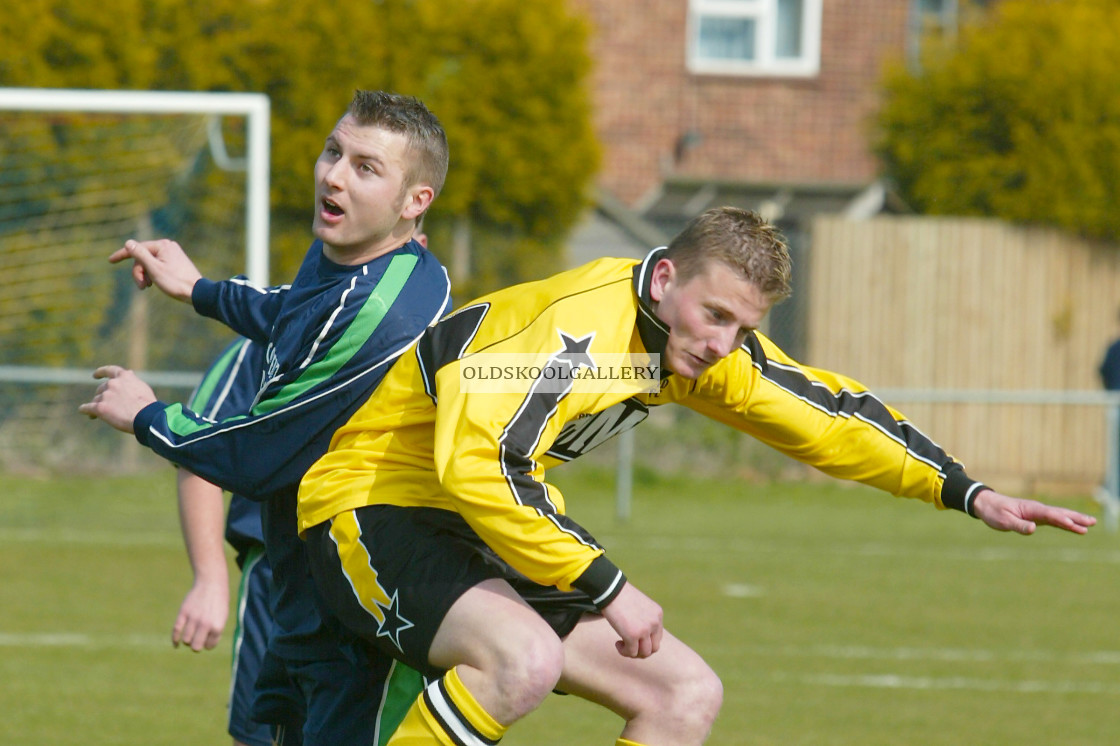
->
[[172, 613, 186, 648], [1048, 510, 1093, 534], [988, 508, 1034, 534], [636, 635, 653, 659], [182, 619, 204, 652], [110, 241, 154, 288], [615, 635, 638, 658], [120, 239, 151, 258], [132, 263, 151, 290], [1070, 511, 1097, 530], [205, 627, 222, 651], [1049, 505, 1096, 525], [1025, 503, 1094, 534], [110, 239, 153, 261], [91, 365, 125, 380], [108, 245, 134, 264]]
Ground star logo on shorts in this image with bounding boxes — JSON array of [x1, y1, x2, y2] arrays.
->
[[374, 590, 414, 653]]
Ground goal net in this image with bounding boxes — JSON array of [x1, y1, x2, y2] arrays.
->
[[0, 88, 270, 472]]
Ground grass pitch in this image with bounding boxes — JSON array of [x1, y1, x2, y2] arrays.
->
[[2, 465, 1117, 745]]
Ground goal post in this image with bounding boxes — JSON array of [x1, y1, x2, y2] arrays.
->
[[0, 87, 271, 472], [0, 87, 270, 284]]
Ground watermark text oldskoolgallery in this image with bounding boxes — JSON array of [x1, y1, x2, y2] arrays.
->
[[459, 352, 660, 394]]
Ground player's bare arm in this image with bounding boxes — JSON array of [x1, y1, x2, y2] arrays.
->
[[78, 365, 156, 433], [972, 488, 1096, 535], [173, 470, 230, 652], [600, 582, 664, 659], [108, 238, 202, 302]]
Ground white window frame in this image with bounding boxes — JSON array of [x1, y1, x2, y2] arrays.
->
[[687, 0, 822, 77]]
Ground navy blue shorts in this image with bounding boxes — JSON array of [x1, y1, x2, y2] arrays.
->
[[305, 505, 598, 678], [229, 545, 283, 746], [253, 639, 426, 746], [253, 649, 304, 746]]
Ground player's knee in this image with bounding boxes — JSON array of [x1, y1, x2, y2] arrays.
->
[[649, 661, 723, 737], [495, 630, 565, 714], [679, 665, 723, 734]]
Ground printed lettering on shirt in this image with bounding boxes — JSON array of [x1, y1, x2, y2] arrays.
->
[[546, 397, 649, 461]]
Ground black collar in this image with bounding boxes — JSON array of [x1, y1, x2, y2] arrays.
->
[[631, 248, 671, 375]]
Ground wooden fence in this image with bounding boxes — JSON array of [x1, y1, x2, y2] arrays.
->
[[805, 215, 1120, 495]]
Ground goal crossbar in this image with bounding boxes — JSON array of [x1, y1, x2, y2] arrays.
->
[[0, 87, 271, 285]]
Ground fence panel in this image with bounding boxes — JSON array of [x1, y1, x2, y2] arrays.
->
[[807, 216, 1120, 494]]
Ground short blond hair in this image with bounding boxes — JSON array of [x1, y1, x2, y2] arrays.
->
[[347, 90, 449, 198], [665, 207, 792, 303]]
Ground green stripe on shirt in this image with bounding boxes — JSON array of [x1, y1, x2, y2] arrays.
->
[[251, 252, 419, 415], [165, 403, 249, 436], [187, 339, 246, 411]]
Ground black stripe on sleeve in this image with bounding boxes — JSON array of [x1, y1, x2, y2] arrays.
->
[[760, 358, 953, 473]]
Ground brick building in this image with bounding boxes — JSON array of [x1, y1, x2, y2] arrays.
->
[[567, 0, 967, 353]]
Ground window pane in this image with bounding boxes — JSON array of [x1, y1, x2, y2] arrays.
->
[[697, 16, 757, 61], [776, 0, 803, 58]]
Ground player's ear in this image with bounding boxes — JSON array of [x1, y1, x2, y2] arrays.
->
[[401, 184, 434, 221], [649, 258, 676, 303]]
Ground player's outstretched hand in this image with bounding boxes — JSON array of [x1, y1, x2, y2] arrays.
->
[[109, 238, 202, 303], [972, 489, 1097, 535], [600, 582, 664, 659], [78, 365, 157, 433]]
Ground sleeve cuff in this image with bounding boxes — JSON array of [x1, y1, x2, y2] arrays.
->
[[572, 554, 627, 609], [940, 466, 987, 518], [132, 401, 167, 447], [191, 278, 221, 318]]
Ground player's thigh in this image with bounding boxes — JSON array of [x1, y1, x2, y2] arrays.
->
[[304, 505, 509, 676], [427, 576, 561, 673], [557, 613, 722, 720]]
